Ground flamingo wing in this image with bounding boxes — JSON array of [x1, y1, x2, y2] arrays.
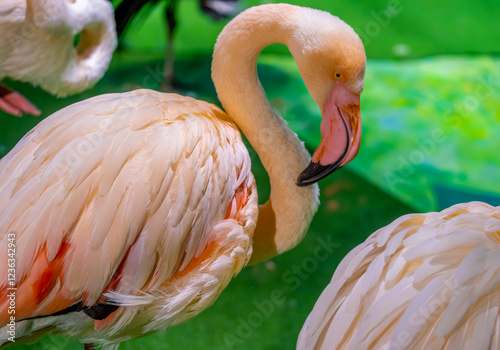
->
[[298, 202, 500, 350], [0, 90, 255, 328]]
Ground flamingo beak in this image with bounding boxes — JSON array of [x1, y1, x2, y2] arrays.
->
[[297, 83, 361, 186]]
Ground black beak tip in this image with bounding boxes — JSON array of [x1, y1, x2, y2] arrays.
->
[[296, 161, 342, 187]]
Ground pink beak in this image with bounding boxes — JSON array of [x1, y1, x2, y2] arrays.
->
[[297, 83, 361, 186]]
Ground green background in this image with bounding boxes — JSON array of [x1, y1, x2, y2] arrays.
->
[[3, 0, 499, 348]]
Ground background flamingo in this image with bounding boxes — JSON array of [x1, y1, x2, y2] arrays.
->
[[0, 0, 116, 117], [0, 4, 365, 349], [114, 0, 239, 90], [298, 202, 500, 349]]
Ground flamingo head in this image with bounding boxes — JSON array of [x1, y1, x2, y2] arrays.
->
[[290, 9, 366, 186]]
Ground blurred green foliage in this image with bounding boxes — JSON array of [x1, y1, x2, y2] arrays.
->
[[118, 0, 500, 57]]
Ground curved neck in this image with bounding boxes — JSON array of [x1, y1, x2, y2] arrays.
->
[[212, 4, 319, 264]]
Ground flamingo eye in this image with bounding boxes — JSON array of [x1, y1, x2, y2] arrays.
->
[[335, 73, 341, 78]]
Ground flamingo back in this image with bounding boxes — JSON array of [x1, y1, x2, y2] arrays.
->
[[298, 202, 500, 350]]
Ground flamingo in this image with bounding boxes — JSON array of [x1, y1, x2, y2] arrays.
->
[[0, 3, 365, 348], [0, 0, 116, 117], [297, 202, 500, 349], [114, 0, 239, 90]]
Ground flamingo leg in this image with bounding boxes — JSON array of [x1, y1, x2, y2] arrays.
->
[[0, 83, 40, 117], [162, 0, 178, 91]]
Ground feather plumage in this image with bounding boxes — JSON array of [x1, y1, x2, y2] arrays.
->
[[298, 202, 500, 350], [0, 90, 257, 345]]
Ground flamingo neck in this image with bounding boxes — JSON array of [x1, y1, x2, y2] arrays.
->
[[212, 4, 319, 264]]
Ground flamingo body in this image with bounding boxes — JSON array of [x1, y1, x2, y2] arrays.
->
[[298, 202, 500, 350], [0, 90, 257, 344]]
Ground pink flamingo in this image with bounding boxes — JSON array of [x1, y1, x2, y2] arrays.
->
[[0, 4, 365, 348], [298, 202, 500, 349]]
